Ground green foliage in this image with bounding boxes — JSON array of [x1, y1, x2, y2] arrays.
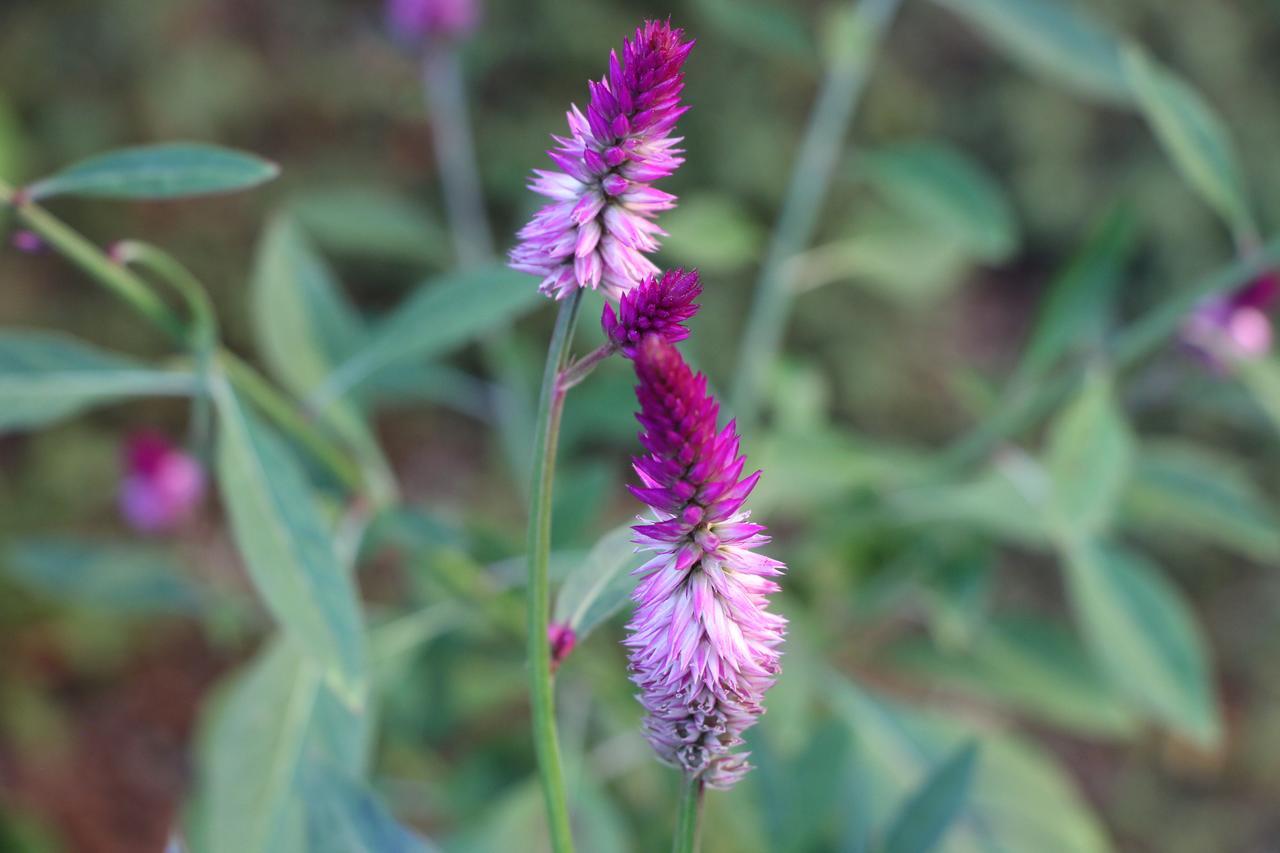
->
[[881, 740, 979, 853], [25, 143, 278, 201]]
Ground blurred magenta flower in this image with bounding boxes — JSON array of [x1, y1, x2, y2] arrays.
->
[[386, 0, 479, 42], [119, 432, 205, 534], [10, 230, 44, 254], [547, 621, 576, 670], [624, 336, 786, 789], [510, 21, 693, 301], [602, 267, 701, 357], [1183, 271, 1278, 365]]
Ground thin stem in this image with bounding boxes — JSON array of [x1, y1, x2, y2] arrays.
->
[[557, 343, 617, 394], [671, 776, 705, 853], [730, 0, 902, 425], [527, 289, 584, 853]]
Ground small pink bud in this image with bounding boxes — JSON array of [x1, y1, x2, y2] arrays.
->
[[9, 230, 43, 254], [118, 431, 205, 534], [1227, 306, 1272, 359], [548, 622, 576, 669]]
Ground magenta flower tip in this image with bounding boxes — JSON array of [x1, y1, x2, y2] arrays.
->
[[624, 336, 785, 789], [509, 21, 694, 301], [548, 622, 577, 669], [119, 431, 205, 534], [602, 267, 701, 356]]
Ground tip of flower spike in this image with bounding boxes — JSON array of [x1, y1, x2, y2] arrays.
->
[[602, 268, 701, 357]]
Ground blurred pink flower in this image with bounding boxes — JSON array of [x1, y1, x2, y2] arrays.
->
[[386, 0, 479, 42], [118, 432, 205, 534], [10, 230, 44, 254], [1183, 271, 1278, 366]]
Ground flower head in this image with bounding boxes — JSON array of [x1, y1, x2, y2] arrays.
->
[[602, 267, 701, 357], [119, 431, 205, 533], [624, 336, 785, 789], [386, 0, 479, 42], [509, 20, 694, 301], [1183, 271, 1278, 366]]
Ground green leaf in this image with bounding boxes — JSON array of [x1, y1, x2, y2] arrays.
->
[[1063, 541, 1220, 747], [889, 616, 1137, 736], [1236, 355, 1280, 434], [690, 0, 815, 62], [1015, 208, 1136, 384], [1122, 441, 1280, 562], [754, 430, 924, 515], [26, 143, 278, 201], [659, 193, 764, 273], [831, 679, 1112, 852], [212, 376, 366, 698], [4, 539, 205, 614], [552, 525, 644, 642], [192, 639, 372, 853], [289, 186, 449, 265], [299, 762, 435, 853], [749, 720, 849, 852], [1045, 373, 1134, 536], [882, 741, 979, 853], [933, 0, 1130, 103], [1122, 46, 1254, 237], [0, 331, 194, 432], [316, 265, 542, 404], [858, 141, 1019, 263], [888, 463, 1048, 547]]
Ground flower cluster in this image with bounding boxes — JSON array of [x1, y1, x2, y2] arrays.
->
[[118, 431, 205, 534], [510, 21, 693, 300], [602, 267, 701, 357], [622, 335, 786, 789]]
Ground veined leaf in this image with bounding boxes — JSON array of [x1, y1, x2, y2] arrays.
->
[[1122, 46, 1255, 237], [26, 143, 278, 201], [1045, 373, 1134, 536], [0, 331, 194, 432], [1062, 541, 1220, 747], [212, 375, 366, 698]]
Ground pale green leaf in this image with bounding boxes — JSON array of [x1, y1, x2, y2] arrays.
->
[[5, 539, 205, 614], [1045, 373, 1134, 536], [883, 741, 979, 853], [27, 143, 278, 200], [553, 525, 644, 641]]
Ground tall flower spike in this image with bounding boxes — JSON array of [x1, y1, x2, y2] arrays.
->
[[509, 21, 694, 301], [602, 267, 701, 357], [624, 336, 786, 789]]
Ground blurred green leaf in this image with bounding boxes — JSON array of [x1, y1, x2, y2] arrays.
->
[[1236, 355, 1280, 434], [1014, 208, 1136, 384], [1122, 441, 1280, 562], [553, 524, 643, 642], [0, 96, 27, 180], [192, 639, 372, 853], [755, 430, 923, 515], [750, 720, 849, 851], [0, 331, 194, 432], [299, 761, 435, 853], [660, 193, 764, 273], [889, 616, 1137, 736], [859, 141, 1018, 263], [4, 539, 205, 614], [882, 740, 978, 853], [212, 376, 367, 700], [317, 266, 542, 403], [290, 187, 449, 265], [1045, 373, 1134, 536], [933, 0, 1130, 103], [1122, 46, 1254, 237], [832, 680, 1112, 852], [26, 143, 278, 201], [1062, 541, 1220, 747], [888, 463, 1048, 546], [921, 553, 991, 652], [691, 0, 815, 62]]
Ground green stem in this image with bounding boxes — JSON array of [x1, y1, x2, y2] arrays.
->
[[932, 237, 1280, 475], [730, 0, 902, 425], [527, 289, 583, 853], [671, 776, 705, 853]]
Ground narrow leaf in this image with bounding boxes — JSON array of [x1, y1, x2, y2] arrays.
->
[[1045, 373, 1134, 536], [5, 539, 205, 614], [300, 762, 435, 853], [0, 331, 194, 431], [882, 740, 979, 853], [553, 525, 645, 641], [27, 143, 278, 201]]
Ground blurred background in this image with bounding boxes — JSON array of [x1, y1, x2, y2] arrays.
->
[[2, 0, 1280, 851]]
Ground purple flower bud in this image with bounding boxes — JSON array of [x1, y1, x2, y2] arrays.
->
[[509, 21, 694, 301], [10, 230, 43, 254], [548, 622, 576, 669], [118, 431, 205, 534], [1183, 270, 1279, 367], [623, 336, 785, 789], [386, 0, 479, 43], [601, 268, 701, 357]]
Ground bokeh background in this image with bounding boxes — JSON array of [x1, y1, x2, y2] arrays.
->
[[2, 0, 1280, 851]]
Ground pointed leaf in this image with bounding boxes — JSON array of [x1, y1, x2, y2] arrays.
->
[[882, 741, 979, 853], [5, 539, 205, 614], [27, 143, 278, 201], [1046, 373, 1134, 536], [553, 525, 645, 641]]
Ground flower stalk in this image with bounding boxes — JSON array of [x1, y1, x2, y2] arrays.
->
[[672, 776, 705, 853]]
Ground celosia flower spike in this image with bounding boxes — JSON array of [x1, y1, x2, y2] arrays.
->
[[510, 21, 694, 301], [624, 336, 786, 789], [602, 267, 701, 357]]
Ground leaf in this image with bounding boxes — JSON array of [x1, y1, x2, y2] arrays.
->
[[0, 331, 194, 432], [1122, 441, 1280, 562], [690, 0, 815, 62], [888, 465, 1048, 547], [4, 539, 205, 614], [316, 265, 543, 404], [191, 638, 372, 853], [26, 143, 278, 201], [1063, 541, 1220, 747], [1122, 46, 1254, 237], [933, 0, 1130, 103], [659, 193, 764, 273], [889, 616, 1137, 736], [749, 720, 849, 852], [1236, 355, 1280, 435], [882, 741, 979, 853], [754, 430, 924, 515], [858, 141, 1019, 263], [1045, 373, 1134, 536], [1015, 208, 1136, 384], [212, 376, 366, 698], [831, 679, 1112, 853], [299, 762, 435, 853], [552, 525, 645, 641], [289, 186, 449, 265]]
